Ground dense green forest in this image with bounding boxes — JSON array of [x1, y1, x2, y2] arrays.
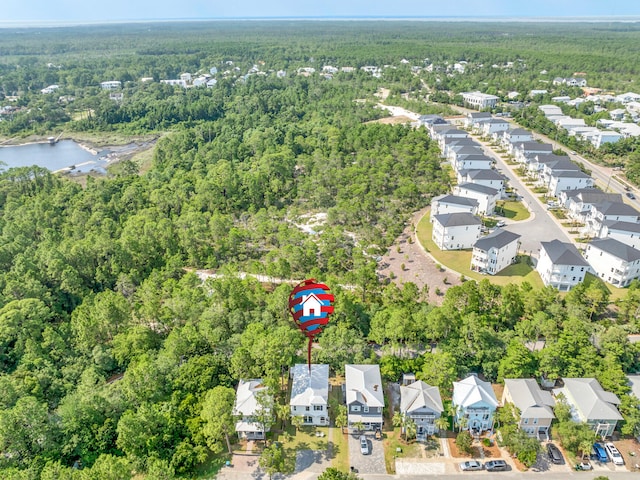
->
[[0, 21, 640, 479]]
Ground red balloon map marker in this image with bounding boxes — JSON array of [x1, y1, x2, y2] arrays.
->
[[288, 279, 334, 370]]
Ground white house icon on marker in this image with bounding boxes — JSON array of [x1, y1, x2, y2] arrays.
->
[[301, 293, 323, 317]]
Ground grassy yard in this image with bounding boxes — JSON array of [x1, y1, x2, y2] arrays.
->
[[416, 214, 544, 288], [496, 200, 530, 221], [328, 381, 350, 471], [383, 428, 423, 474]]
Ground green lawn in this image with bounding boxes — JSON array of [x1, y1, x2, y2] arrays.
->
[[496, 200, 530, 221], [383, 428, 423, 474], [416, 212, 544, 288]]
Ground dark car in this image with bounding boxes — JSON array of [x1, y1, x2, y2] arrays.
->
[[547, 443, 564, 464], [626, 192, 636, 200], [485, 460, 508, 472]]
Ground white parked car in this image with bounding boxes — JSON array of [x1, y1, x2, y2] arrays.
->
[[359, 435, 370, 455], [459, 460, 483, 471], [604, 442, 625, 466]]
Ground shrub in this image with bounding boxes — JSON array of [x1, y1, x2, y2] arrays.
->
[[456, 431, 474, 455]]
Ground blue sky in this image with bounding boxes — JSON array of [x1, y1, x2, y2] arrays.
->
[[3, 0, 640, 23]]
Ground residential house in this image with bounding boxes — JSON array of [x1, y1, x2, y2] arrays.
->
[[454, 183, 500, 215], [548, 170, 594, 197], [513, 142, 553, 164], [553, 378, 622, 438], [561, 189, 622, 222], [430, 194, 479, 216], [556, 117, 586, 130], [448, 146, 485, 165], [480, 118, 510, 137], [41, 85, 60, 94], [432, 213, 482, 250], [457, 169, 506, 196], [289, 364, 330, 426], [454, 154, 493, 172], [600, 220, 640, 250], [452, 375, 499, 434], [584, 201, 640, 238], [100, 80, 122, 90], [471, 230, 521, 275], [503, 379, 555, 439], [501, 128, 533, 150], [610, 109, 627, 121], [461, 92, 499, 110], [592, 131, 623, 148], [528, 154, 571, 178], [345, 365, 384, 431], [539, 105, 563, 116], [234, 379, 271, 439], [400, 380, 444, 439], [584, 238, 640, 287], [418, 114, 447, 127], [464, 111, 492, 129], [537, 240, 589, 291], [436, 129, 469, 150]]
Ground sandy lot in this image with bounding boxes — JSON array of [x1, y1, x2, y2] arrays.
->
[[376, 208, 461, 305]]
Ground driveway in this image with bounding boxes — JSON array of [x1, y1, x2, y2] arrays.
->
[[348, 432, 387, 474]]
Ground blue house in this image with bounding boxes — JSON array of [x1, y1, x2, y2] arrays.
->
[[452, 375, 499, 434]]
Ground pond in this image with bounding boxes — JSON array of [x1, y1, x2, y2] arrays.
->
[[0, 140, 109, 174]]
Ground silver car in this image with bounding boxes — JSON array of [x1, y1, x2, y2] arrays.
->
[[359, 435, 369, 455], [460, 460, 482, 471]]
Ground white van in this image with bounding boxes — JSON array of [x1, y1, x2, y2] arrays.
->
[[604, 442, 625, 466]]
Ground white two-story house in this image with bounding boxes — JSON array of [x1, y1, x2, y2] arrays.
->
[[455, 183, 500, 216], [431, 194, 478, 216], [601, 220, 640, 249], [290, 364, 330, 426], [432, 213, 482, 250], [457, 169, 506, 196], [452, 375, 499, 434], [548, 170, 594, 197], [400, 380, 444, 440], [584, 201, 640, 238], [584, 238, 640, 287], [345, 364, 384, 431], [234, 379, 271, 440], [537, 239, 589, 291], [503, 379, 555, 439], [471, 230, 521, 275]]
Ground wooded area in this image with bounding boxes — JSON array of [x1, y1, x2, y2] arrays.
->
[[0, 21, 640, 479]]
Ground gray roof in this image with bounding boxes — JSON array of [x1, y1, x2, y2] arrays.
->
[[457, 182, 500, 196], [627, 375, 640, 400], [433, 212, 482, 228], [434, 194, 479, 208], [517, 141, 553, 152], [439, 128, 468, 136], [505, 128, 531, 136], [482, 118, 509, 125], [419, 114, 447, 124], [290, 364, 329, 407], [345, 365, 385, 408], [504, 379, 555, 420], [566, 189, 621, 204], [554, 378, 622, 422], [588, 238, 640, 262], [467, 169, 505, 181], [452, 146, 484, 155], [400, 380, 444, 415], [468, 112, 492, 119], [443, 137, 479, 146], [605, 220, 640, 234], [473, 230, 521, 251], [541, 239, 589, 267], [553, 170, 591, 179], [536, 154, 571, 164], [456, 154, 493, 162], [594, 201, 640, 217], [545, 159, 581, 171]]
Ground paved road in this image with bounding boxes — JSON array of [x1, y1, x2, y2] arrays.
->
[[466, 130, 573, 257], [348, 431, 386, 474]]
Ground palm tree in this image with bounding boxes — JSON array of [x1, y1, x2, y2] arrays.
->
[[404, 417, 417, 442], [392, 411, 405, 439], [334, 405, 348, 434], [435, 416, 450, 437]]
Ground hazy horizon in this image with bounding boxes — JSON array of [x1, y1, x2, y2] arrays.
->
[[3, 0, 640, 25]]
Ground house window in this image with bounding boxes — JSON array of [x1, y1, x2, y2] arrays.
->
[[533, 418, 538, 424], [314, 405, 323, 411], [363, 406, 369, 413], [351, 405, 361, 412], [523, 418, 529, 424], [482, 414, 489, 421], [305, 406, 310, 411], [572, 277, 576, 281]]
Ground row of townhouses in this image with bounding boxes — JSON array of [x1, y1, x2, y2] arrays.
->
[[423, 111, 640, 290], [232, 364, 623, 442], [422, 113, 521, 276]]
